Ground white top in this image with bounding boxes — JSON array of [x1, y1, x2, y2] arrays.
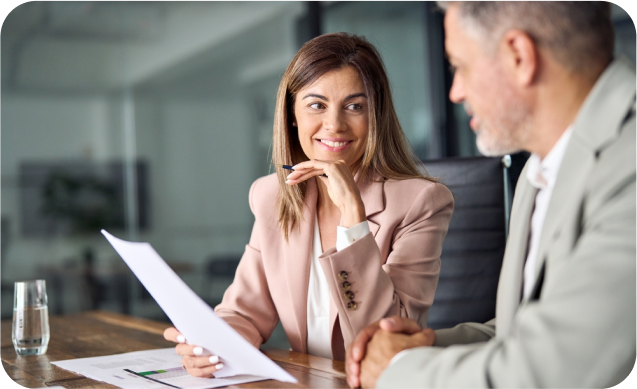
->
[[523, 126, 573, 298], [306, 215, 370, 359]]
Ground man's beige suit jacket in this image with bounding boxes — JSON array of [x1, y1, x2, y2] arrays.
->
[[378, 58, 636, 388]]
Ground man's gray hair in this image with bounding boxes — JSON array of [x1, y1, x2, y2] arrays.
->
[[438, 2, 615, 74]]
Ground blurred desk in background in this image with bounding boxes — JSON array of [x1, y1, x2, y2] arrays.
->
[[1, 311, 347, 388], [34, 261, 194, 316]]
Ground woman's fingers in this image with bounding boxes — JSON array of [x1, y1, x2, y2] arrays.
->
[[165, 328, 225, 379], [175, 343, 209, 357], [286, 169, 326, 184], [182, 355, 224, 378], [182, 355, 223, 369], [163, 327, 185, 343]]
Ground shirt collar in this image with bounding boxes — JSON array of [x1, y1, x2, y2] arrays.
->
[[526, 125, 574, 190]]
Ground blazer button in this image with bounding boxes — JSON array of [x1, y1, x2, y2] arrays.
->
[[344, 291, 354, 300], [338, 271, 348, 281], [347, 301, 358, 310], [341, 281, 351, 291]]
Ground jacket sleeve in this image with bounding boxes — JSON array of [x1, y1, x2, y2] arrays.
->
[[377, 155, 636, 388], [214, 179, 279, 348], [318, 182, 454, 348], [433, 319, 496, 347]]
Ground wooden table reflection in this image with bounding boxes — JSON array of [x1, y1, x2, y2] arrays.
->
[[1, 311, 348, 388]]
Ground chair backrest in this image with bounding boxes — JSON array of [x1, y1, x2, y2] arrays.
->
[[205, 255, 241, 278], [423, 156, 511, 330]]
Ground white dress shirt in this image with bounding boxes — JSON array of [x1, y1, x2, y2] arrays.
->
[[523, 126, 573, 298], [306, 215, 370, 359]]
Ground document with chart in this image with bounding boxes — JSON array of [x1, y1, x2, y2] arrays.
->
[[95, 230, 296, 384], [52, 348, 267, 389]]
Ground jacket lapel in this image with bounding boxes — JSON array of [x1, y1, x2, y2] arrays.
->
[[357, 174, 386, 236], [496, 165, 537, 338], [526, 139, 593, 296], [527, 58, 636, 299], [285, 178, 317, 353]]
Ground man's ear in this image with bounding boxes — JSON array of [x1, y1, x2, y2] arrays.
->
[[500, 29, 538, 86]]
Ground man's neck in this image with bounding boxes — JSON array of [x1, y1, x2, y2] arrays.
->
[[528, 61, 606, 159]]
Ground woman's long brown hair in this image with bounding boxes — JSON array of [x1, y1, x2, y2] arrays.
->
[[273, 33, 435, 240]]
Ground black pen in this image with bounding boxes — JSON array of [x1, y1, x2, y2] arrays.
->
[[277, 164, 328, 178], [124, 368, 183, 389]]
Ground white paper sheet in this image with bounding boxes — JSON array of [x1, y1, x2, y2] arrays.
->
[[52, 348, 267, 389], [101, 230, 296, 383]]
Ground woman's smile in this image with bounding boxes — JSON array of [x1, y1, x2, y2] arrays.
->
[[316, 138, 354, 151]]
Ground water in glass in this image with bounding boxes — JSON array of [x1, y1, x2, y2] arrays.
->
[[12, 280, 50, 355]]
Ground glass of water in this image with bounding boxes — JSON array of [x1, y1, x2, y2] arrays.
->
[[12, 280, 50, 356]]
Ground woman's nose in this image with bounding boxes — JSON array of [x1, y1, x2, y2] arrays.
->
[[323, 109, 346, 132]]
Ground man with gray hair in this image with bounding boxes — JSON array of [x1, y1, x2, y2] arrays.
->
[[345, 2, 635, 387]]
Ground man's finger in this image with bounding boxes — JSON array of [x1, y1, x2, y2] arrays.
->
[[346, 362, 361, 388], [379, 316, 421, 334], [351, 321, 381, 361], [413, 328, 437, 346]]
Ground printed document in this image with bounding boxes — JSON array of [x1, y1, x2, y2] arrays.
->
[[96, 230, 296, 384], [52, 348, 266, 389]]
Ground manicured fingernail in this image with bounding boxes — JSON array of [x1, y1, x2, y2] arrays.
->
[[286, 173, 293, 179], [215, 363, 224, 370], [193, 347, 203, 356], [176, 335, 185, 343], [209, 355, 219, 364], [285, 179, 290, 184]]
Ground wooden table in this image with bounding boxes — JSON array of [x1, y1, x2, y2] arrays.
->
[[1, 311, 348, 388]]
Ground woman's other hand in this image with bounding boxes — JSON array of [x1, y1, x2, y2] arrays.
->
[[285, 159, 366, 227], [163, 327, 224, 378]]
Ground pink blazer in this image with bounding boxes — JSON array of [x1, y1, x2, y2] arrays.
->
[[214, 173, 453, 360]]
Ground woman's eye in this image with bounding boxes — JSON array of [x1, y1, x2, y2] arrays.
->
[[347, 103, 363, 111], [309, 102, 325, 109]]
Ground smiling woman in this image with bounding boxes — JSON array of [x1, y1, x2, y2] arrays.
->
[[163, 33, 454, 378]]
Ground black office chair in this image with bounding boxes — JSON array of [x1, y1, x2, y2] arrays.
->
[[423, 156, 513, 330]]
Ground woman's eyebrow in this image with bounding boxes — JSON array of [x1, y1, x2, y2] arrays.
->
[[344, 93, 367, 101], [302, 93, 327, 100], [301, 92, 367, 101]]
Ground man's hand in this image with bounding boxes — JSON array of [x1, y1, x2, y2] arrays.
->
[[359, 325, 436, 388], [345, 317, 430, 388]]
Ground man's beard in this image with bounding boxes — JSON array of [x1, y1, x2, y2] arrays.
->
[[469, 98, 531, 157]]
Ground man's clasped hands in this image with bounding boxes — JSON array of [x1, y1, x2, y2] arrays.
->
[[344, 316, 436, 388]]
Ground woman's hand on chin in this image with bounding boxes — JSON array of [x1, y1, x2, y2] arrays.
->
[[285, 160, 366, 227], [163, 327, 224, 378]]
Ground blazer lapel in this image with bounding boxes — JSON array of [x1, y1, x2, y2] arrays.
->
[[526, 139, 593, 297], [528, 58, 636, 299], [357, 174, 385, 237], [285, 178, 317, 353], [496, 164, 537, 338]]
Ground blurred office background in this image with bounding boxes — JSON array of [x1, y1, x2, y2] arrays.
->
[[1, 2, 635, 349]]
